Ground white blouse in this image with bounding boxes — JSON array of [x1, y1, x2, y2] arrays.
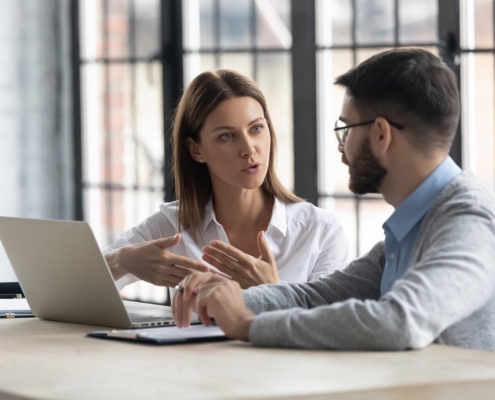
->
[[104, 198, 351, 290]]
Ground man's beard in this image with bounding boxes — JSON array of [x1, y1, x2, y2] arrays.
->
[[341, 137, 388, 195]]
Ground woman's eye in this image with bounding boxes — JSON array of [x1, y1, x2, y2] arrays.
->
[[253, 125, 263, 133], [220, 133, 233, 141]]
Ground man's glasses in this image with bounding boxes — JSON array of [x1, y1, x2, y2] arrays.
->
[[334, 119, 405, 146]]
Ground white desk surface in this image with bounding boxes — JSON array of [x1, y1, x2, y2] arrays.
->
[[1, 318, 495, 400]]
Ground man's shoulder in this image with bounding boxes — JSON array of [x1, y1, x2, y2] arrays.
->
[[437, 171, 495, 214]]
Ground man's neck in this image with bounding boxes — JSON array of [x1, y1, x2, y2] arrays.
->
[[381, 153, 449, 208]]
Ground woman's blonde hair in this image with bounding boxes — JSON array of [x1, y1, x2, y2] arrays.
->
[[172, 69, 302, 233]]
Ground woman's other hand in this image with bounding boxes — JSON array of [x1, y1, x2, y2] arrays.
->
[[202, 231, 280, 289], [105, 234, 210, 287]]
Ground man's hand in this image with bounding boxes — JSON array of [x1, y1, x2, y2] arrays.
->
[[202, 231, 280, 289], [172, 272, 256, 341], [105, 234, 210, 287]]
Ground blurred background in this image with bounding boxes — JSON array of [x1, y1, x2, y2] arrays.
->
[[0, 0, 492, 303]]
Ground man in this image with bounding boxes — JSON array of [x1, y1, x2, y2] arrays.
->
[[172, 48, 495, 351]]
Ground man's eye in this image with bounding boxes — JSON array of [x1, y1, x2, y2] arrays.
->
[[220, 133, 233, 140]]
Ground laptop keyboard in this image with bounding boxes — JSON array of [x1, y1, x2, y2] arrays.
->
[[129, 313, 173, 323]]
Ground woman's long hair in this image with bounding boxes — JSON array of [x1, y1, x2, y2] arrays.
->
[[172, 69, 302, 234]]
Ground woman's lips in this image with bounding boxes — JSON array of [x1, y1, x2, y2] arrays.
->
[[242, 164, 262, 174]]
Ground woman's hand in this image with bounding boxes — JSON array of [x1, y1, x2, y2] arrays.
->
[[201, 231, 280, 289], [105, 234, 211, 287], [172, 272, 255, 341]]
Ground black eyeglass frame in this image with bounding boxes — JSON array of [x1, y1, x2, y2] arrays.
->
[[334, 119, 405, 146]]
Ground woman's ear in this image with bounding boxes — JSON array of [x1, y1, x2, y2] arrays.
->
[[186, 137, 204, 163], [371, 117, 393, 157]]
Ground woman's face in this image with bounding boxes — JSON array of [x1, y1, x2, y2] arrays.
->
[[189, 96, 271, 192]]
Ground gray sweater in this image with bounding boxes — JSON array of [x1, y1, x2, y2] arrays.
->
[[243, 171, 495, 351]]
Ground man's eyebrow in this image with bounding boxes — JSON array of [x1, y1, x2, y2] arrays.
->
[[338, 116, 349, 123], [211, 117, 265, 133]]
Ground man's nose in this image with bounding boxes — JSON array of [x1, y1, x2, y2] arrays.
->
[[338, 143, 344, 153]]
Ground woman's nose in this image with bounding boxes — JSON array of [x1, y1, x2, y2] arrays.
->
[[239, 134, 256, 157]]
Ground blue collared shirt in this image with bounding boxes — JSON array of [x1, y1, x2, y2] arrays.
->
[[380, 157, 462, 296]]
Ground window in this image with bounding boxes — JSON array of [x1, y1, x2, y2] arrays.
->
[[315, 0, 439, 258], [80, 0, 167, 303], [460, 0, 495, 191], [182, 0, 294, 190]]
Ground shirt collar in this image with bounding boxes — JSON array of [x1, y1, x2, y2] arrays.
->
[[384, 156, 461, 242], [269, 197, 287, 236], [202, 196, 288, 236], [202, 200, 216, 233]]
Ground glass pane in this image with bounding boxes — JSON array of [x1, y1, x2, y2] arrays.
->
[[398, 0, 437, 44], [81, 63, 105, 184], [80, 0, 103, 59], [85, 188, 165, 248], [135, 63, 164, 189], [319, 197, 357, 260], [461, 53, 495, 191], [461, 0, 494, 49], [316, 0, 353, 47], [256, 0, 292, 49], [317, 49, 354, 196], [132, 0, 160, 58], [183, 53, 217, 86], [358, 199, 393, 257], [219, 0, 251, 49], [256, 52, 293, 190], [355, 0, 394, 45], [80, 0, 132, 59], [183, 0, 216, 50], [82, 63, 164, 188], [475, 0, 494, 48], [106, 0, 131, 59], [219, 53, 254, 79], [82, 64, 133, 185]]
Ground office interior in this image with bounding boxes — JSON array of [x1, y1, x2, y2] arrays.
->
[[0, 0, 492, 303]]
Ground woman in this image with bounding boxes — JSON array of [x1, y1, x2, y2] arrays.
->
[[104, 69, 349, 291]]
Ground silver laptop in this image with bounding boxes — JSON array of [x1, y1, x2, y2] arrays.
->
[[0, 216, 193, 329]]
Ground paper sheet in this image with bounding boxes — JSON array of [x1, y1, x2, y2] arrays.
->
[[0, 298, 30, 311]]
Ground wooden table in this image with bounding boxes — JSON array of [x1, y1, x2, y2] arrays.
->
[[2, 318, 495, 400]]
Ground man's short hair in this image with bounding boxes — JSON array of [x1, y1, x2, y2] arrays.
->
[[335, 48, 460, 151]]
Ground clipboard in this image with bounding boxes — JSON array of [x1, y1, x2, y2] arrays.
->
[[86, 324, 230, 345]]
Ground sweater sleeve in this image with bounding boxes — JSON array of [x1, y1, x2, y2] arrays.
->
[[247, 202, 495, 350], [243, 241, 385, 314]]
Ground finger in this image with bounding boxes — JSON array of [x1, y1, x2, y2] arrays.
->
[[209, 240, 249, 264], [202, 253, 242, 281], [203, 246, 241, 270], [151, 233, 181, 249], [257, 231, 275, 263], [181, 272, 211, 301], [176, 288, 184, 328], [195, 295, 211, 327], [167, 254, 211, 272], [160, 265, 194, 279]]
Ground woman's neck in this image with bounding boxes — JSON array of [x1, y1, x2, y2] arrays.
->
[[212, 186, 274, 235]]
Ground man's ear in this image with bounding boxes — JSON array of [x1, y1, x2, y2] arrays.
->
[[186, 137, 203, 162], [371, 117, 393, 157]]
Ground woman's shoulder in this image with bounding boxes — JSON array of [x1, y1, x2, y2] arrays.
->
[[283, 200, 337, 227], [157, 201, 180, 229]]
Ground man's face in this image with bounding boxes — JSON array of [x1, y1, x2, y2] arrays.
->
[[339, 95, 388, 195]]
